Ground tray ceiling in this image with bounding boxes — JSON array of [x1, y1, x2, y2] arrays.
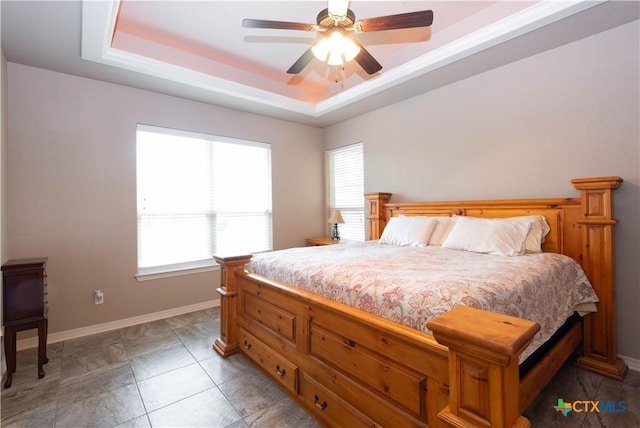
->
[[3, 1, 638, 126]]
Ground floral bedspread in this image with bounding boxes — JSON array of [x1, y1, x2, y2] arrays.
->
[[249, 241, 598, 361]]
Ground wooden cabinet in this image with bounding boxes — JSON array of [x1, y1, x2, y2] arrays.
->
[[2, 257, 49, 388]]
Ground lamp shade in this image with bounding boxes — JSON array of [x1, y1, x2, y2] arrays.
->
[[327, 210, 345, 224]]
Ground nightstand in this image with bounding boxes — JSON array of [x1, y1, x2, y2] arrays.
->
[[305, 237, 340, 246]]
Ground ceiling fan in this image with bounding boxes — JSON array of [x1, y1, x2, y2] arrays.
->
[[242, 0, 434, 75]]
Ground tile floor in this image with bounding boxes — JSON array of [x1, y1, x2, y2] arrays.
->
[[1, 307, 638, 427]]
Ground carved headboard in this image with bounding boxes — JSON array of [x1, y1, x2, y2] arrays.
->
[[365, 195, 581, 257], [365, 176, 627, 380]]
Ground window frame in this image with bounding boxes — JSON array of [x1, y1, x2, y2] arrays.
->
[[327, 142, 365, 241], [135, 124, 272, 280]]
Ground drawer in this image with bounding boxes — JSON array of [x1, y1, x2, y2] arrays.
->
[[310, 323, 424, 416], [307, 361, 426, 427], [302, 373, 380, 428], [239, 328, 298, 395], [243, 292, 296, 342]]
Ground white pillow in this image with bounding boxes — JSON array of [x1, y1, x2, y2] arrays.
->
[[441, 216, 532, 256], [428, 216, 458, 246], [379, 216, 438, 246], [507, 215, 550, 253]]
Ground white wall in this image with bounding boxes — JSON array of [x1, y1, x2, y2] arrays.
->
[[6, 64, 325, 334], [325, 21, 640, 360]]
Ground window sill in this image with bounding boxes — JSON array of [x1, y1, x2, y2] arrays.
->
[[135, 261, 220, 282]]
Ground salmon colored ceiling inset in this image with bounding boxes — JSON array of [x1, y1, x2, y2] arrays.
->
[[82, 0, 608, 123], [109, 1, 535, 104]]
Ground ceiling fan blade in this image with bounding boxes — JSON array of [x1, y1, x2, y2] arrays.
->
[[242, 19, 315, 31], [352, 40, 382, 75], [356, 10, 433, 32], [287, 48, 315, 74]]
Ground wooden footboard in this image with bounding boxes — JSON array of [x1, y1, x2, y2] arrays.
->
[[213, 176, 626, 428], [236, 271, 449, 426], [215, 257, 542, 427]]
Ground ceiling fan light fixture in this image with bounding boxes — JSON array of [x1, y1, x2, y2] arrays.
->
[[244, 2, 432, 76], [312, 30, 360, 66]]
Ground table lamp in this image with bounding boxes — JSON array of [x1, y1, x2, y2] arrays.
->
[[327, 210, 345, 240]]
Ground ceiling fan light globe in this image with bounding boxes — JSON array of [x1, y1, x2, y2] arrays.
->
[[327, 31, 345, 49], [312, 39, 330, 62], [327, 50, 344, 66], [318, 31, 346, 65], [343, 39, 360, 62], [313, 31, 359, 66]]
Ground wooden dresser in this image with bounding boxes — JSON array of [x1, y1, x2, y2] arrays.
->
[[2, 257, 49, 388]]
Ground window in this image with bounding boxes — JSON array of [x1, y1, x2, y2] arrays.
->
[[136, 125, 272, 275], [327, 143, 364, 241]]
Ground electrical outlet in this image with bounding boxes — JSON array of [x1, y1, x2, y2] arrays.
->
[[94, 290, 104, 305]]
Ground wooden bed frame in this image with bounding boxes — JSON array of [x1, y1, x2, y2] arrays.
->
[[213, 176, 627, 428]]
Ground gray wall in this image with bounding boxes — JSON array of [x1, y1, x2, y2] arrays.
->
[[6, 64, 325, 334], [324, 21, 640, 360]]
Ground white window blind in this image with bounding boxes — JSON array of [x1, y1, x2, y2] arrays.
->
[[328, 143, 364, 241], [136, 125, 272, 274]]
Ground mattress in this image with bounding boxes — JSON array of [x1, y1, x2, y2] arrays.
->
[[250, 241, 598, 361]]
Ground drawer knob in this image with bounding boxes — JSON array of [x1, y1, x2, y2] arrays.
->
[[243, 340, 252, 350], [275, 364, 286, 377], [313, 395, 328, 411]]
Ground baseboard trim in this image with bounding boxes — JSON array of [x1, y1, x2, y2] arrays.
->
[[15, 300, 220, 351], [620, 354, 640, 373]]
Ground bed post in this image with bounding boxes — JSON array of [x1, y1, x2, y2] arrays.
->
[[365, 192, 392, 240], [428, 307, 540, 428], [571, 176, 628, 381], [213, 255, 252, 358]]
